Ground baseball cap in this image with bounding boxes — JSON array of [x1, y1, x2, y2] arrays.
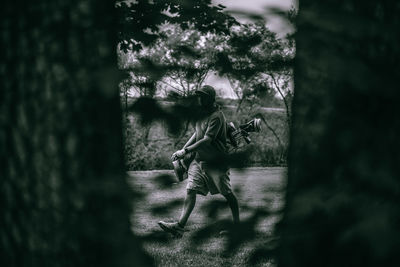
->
[[195, 85, 216, 101]]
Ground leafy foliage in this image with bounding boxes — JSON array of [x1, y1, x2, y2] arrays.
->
[[1, 1, 152, 266], [215, 22, 294, 127], [278, 1, 400, 267], [117, 0, 237, 52], [120, 23, 229, 97]]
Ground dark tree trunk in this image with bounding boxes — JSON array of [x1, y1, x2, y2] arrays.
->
[[0, 1, 151, 266], [278, 1, 400, 267]]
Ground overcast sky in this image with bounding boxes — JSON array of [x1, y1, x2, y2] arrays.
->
[[213, 0, 294, 14], [212, 0, 296, 37]]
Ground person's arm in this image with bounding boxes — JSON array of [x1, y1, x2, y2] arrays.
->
[[171, 135, 212, 161], [171, 132, 197, 161], [187, 115, 221, 153], [171, 116, 222, 161], [184, 135, 211, 153], [183, 133, 196, 149]]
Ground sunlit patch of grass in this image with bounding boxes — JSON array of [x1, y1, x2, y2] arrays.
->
[[128, 167, 285, 266]]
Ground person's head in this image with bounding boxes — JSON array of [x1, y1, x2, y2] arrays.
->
[[195, 85, 216, 109]]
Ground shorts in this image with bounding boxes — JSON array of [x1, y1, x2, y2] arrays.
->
[[186, 160, 232, 196]]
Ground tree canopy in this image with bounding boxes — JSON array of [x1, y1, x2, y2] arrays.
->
[[117, 0, 237, 52]]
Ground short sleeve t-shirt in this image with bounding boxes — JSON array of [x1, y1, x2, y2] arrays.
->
[[195, 109, 227, 162]]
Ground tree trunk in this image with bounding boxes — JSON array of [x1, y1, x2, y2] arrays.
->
[[278, 1, 400, 267], [0, 1, 152, 266]]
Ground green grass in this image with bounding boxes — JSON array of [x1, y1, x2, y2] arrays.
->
[[127, 167, 286, 266]]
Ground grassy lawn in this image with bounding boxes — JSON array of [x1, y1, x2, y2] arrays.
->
[[127, 167, 286, 266]]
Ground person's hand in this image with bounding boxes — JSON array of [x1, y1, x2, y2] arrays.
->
[[171, 149, 186, 161]]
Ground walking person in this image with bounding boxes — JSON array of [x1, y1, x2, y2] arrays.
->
[[158, 85, 240, 237]]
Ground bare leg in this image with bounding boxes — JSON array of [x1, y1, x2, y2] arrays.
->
[[223, 192, 240, 224], [178, 189, 197, 227]]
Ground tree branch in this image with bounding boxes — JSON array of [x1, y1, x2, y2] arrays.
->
[[227, 76, 241, 99], [197, 68, 210, 89], [160, 79, 184, 93], [269, 72, 291, 127]]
